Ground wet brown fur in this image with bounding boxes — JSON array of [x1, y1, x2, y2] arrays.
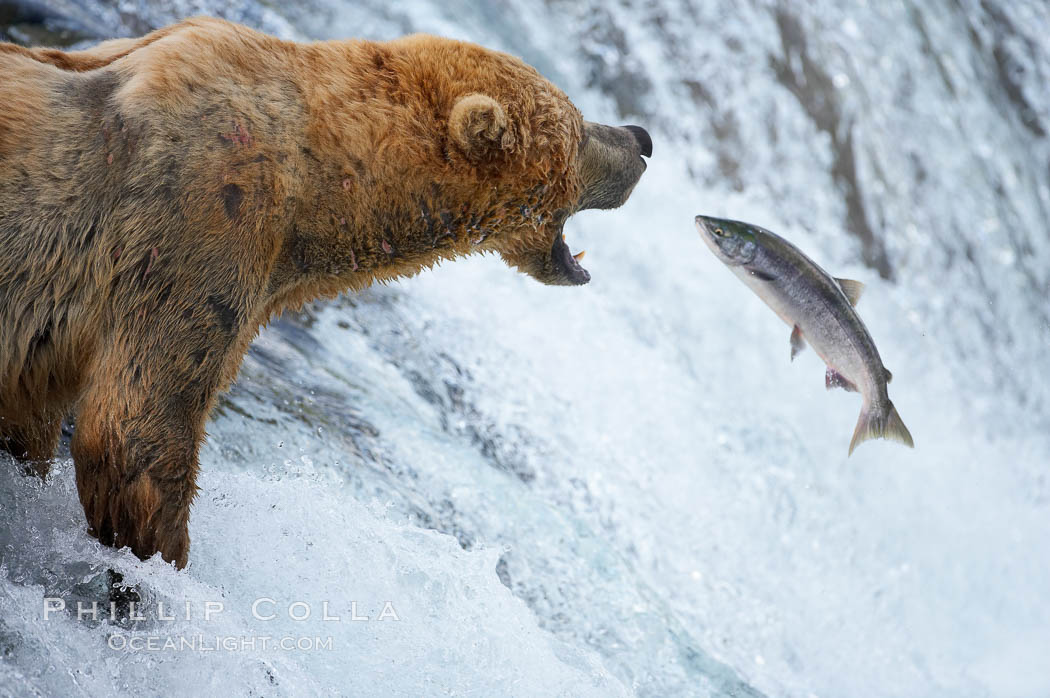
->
[[0, 17, 646, 568]]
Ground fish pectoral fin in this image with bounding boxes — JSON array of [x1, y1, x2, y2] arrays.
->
[[790, 325, 807, 361], [825, 367, 858, 392], [835, 278, 865, 306]]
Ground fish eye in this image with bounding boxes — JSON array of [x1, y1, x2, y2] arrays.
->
[[714, 227, 727, 237]]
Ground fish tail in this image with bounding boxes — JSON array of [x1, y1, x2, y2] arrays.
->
[[848, 400, 915, 456]]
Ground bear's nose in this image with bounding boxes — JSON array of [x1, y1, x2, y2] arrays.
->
[[622, 125, 652, 158]]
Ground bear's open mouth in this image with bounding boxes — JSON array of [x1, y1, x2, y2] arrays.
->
[[551, 232, 590, 285]]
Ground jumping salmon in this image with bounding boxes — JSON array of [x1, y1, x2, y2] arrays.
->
[[695, 214, 914, 456]]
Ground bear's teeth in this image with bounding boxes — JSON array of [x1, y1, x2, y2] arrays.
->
[[573, 250, 586, 262]]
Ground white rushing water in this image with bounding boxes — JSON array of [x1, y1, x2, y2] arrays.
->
[[2, 1, 1049, 696]]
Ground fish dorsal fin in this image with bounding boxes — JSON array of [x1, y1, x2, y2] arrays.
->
[[835, 278, 865, 306], [884, 367, 893, 384], [790, 325, 807, 361]]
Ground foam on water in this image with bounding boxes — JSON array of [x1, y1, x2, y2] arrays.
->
[[1, 459, 622, 697]]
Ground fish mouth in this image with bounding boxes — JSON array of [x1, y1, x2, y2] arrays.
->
[[694, 213, 759, 266], [694, 214, 739, 265], [694, 214, 718, 233], [694, 215, 719, 249], [549, 231, 590, 285]]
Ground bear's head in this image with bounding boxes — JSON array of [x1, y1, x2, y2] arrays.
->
[[445, 89, 651, 285], [432, 48, 651, 286], [307, 35, 651, 288]]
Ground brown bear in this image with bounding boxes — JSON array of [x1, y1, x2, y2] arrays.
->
[[0, 17, 650, 568]]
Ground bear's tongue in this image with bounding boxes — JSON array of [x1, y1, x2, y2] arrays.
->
[[551, 233, 590, 285]]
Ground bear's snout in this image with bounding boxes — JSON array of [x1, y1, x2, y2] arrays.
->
[[622, 125, 653, 158], [576, 122, 651, 212]]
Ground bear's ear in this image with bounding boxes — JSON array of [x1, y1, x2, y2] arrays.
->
[[449, 94, 515, 159]]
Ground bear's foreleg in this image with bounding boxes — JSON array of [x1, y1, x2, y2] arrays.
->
[[70, 330, 233, 569]]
